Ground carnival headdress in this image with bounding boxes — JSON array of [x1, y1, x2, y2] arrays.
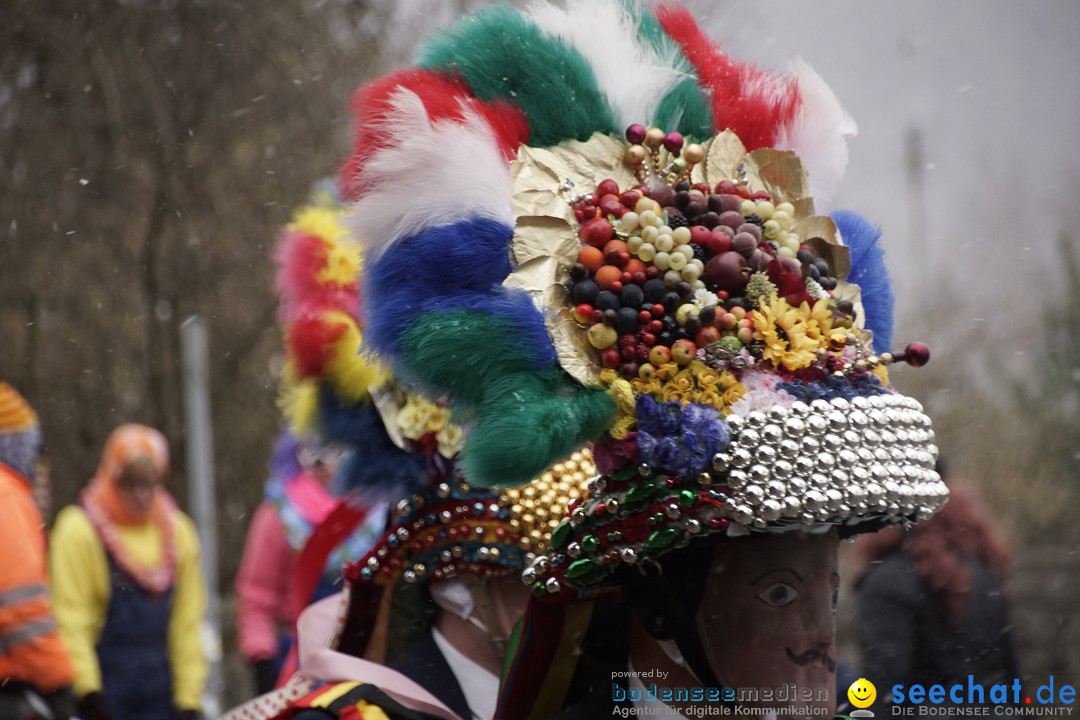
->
[[340, 0, 947, 605]]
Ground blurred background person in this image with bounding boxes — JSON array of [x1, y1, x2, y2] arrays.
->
[[854, 461, 1019, 708], [234, 430, 383, 694], [49, 424, 206, 720], [0, 382, 75, 720]]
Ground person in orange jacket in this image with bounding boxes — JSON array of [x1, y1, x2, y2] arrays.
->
[[0, 382, 75, 719]]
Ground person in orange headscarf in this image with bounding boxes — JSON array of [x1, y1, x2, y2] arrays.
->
[[49, 425, 207, 720]]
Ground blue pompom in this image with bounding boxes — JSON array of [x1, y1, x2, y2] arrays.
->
[[831, 210, 895, 354]]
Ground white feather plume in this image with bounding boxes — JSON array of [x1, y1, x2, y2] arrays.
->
[[526, 0, 694, 128], [773, 58, 858, 209], [346, 89, 514, 261]]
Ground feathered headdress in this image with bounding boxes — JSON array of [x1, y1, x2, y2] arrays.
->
[[341, 0, 946, 598]]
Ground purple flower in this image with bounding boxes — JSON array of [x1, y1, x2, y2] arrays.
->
[[635, 398, 731, 477]]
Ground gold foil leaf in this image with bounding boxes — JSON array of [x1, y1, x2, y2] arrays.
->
[[746, 148, 810, 207], [703, 130, 748, 185], [512, 216, 578, 267]]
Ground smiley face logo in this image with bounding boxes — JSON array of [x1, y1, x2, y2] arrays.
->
[[848, 678, 877, 709]]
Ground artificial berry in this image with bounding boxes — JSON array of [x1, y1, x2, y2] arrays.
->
[[609, 281, 624, 293], [619, 333, 637, 348], [638, 310, 652, 324], [696, 326, 721, 346], [595, 265, 623, 290], [577, 246, 604, 272], [620, 190, 642, 207], [579, 217, 614, 248], [625, 124, 646, 144], [573, 303, 594, 323], [631, 271, 647, 285], [691, 182, 710, 195], [649, 319, 663, 333], [620, 271, 632, 284], [645, 265, 661, 280], [651, 304, 665, 317], [601, 347, 621, 368], [591, 309, 604, 324], [641, 332, 656, 346], [597, 179, 620, 197]]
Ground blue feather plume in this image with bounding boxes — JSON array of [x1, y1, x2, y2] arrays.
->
[[831, 210, 894, 353]]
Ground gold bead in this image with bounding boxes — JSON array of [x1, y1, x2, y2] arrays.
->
[[879, 352, 894, 365], [644, 127, 665, 149], [684, 143, 705, 164], [625, 144, 647, 165]]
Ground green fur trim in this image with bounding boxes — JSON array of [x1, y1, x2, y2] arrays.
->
[[634, 4, 713, 137], [399, 310, 540, 407], [417, 3, 618, 146], [463, 368, 615, 489], [655, 78, 714, 139]]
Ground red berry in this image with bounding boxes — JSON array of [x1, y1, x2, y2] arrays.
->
[[692, 182, 710, 195], [580, 217, 614, 248], [619, 334, 637, 348], [574, 303, 594, 322], [620, 345, 636, 360], [706, 231, 732, 255], [717, 290, 729, 301], [609, 280, 623, 293], [621, 272, 633, 284], [715, 180, 738, 194], [631, 271, 647, 285], [597, 179, 620, 197], [600, 198, 624, 217], [645, 266, 661, 280], [651, 304, 665, 317], [649, 319, 663, 333], [619, 190, 642, 207], [638, 310, 652, 324], [635, 346, 649, 361], [690, 225, 711, 246], [641, 332, 656, 346], [573, 208, 585, 222], [601, 348, 621, 368], [592, 310, 604, 324]]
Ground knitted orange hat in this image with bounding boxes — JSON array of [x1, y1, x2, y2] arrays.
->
[[0, 382, 42, 480]]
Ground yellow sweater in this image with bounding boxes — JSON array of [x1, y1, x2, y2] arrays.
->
[[49, 505, 207, 710]]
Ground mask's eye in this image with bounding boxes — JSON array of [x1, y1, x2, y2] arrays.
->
[[832, 586, 839, 612], [757, 582, 798, 607]]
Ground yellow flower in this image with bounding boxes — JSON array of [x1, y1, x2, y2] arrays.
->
[[803, 299, 834, 345], [607, 377, 637, 440], [719, 370, 739, 390], [723, 382, 747, 406], [696, 366, 721, 389], [662, 387, 688, 404], [426, 405, 450, 431], [671, 372, 694, 392], [696, 388, 725, 409], [655, 363, 680, 382], [753, 294, 817, 371], [599, 369, 619, 386], [631, 377, 662, 397], [436, 423, 466, 458], [396, 398, 431, 440]]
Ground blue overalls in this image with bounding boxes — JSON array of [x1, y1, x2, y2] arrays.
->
[[96, 556, 175, 719]]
